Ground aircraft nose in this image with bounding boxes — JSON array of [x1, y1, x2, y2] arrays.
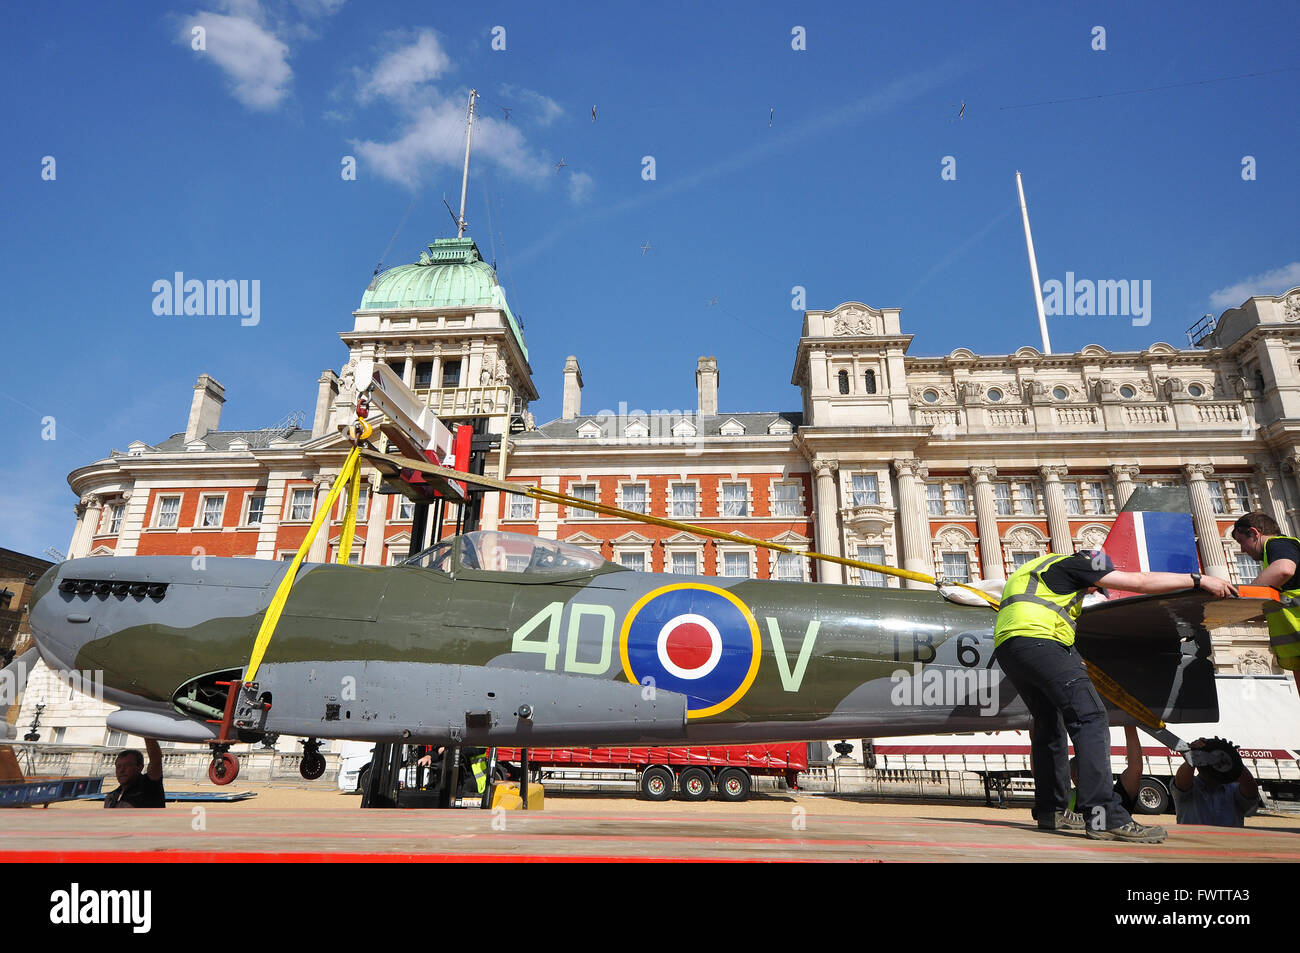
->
[[27, 563, 83, 672]]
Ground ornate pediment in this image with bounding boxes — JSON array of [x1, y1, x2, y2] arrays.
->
[[829, 303, 881, 336]]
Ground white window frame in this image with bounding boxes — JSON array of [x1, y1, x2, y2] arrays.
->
[[154, 494, 182, 529], [1207, 480, 1226, 515], [670, 551, 700, 576], [926, 483, 945, 517], [941, 551, 972, 584], [196, 493, 227, 529], [1015, 481, 1038, 516], [770, 479, 805, 518], [851, 473, 880, 506], [664, 534, 705, 576], [244, 493, 267, 527], [1062, 482, 1082, 516], [1085, 482, 1107, 515], [616, 550, 648, 572], [287, 487, 314, 523], [772, 551, 807, 582], [947, 483, 970, 516], [105, 502, 125, 535], [506, 491, 535, 521], [717, 546, 755, 578], [1229, 478, 1252, 511], [993, 483, 1012, 516], [670, 481, 699, 519], [618, 482, 649, 515], [719, 481, 750, 517], [855, 544, 887, 587], [567, 482, 599, 520]]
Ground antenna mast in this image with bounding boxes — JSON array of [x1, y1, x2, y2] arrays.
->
[[456, 89, 479, 238]]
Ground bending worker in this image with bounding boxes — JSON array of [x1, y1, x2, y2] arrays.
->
[[1230, 512, 1300, 689], [994, 549, 1236, 843]]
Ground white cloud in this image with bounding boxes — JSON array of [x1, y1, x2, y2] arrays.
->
[[181, 8, 293, 110], [567, 171, 594, 204], [497, 84, 563, 125], [349, 33, 556, 189], [358, 29, 452, 104], [1210, 262, 1300, 309]]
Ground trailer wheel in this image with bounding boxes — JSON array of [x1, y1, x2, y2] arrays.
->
[[678, 767, 712, 801], [640, 766, 673, 802], [716, 768, 751, 802], [1135, 776, 1170, 815], [356, 765, 371, 795]]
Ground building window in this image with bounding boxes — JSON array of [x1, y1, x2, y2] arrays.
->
[[856, 545, 886, 587], [289, 488, 314, 522], [772, 482, 803, 517], [949, 484, 969, 516], [851, 474, 879, 506], [621, 483, 647, 514], [1207, 480, 1225, 514], [993, 483, 1012, 516], [1016, 482, 1037, 514], [106, 730, 128, 748], [864, 369, 877, 394], [508, 493, 534, 520], [775, 552, 805, 582], [837, 370, 850, 394], [568, 483, 597, 518], [942, 552, 970, 584], [441, 359, 462, 389], [1086, 482, 1106, 514], [246, 495, 266, 526], [1063, 483, 1082, 516], [722, 551, 751, 577], [156, 495, 181, 528], [106, 503, 124, 535], [618, 551, 646, 572], [397, 498, 415, 520], [1235, 552, 1261, 584], [1231, 479, 1252, 510], [413, 361, 433, 389], [671, 484, 697, 518], [926, 484, 944, 516], [721, 482, 748, 517], [200, 495, 224, 528], [671, 552, 698, 575], [1011, 551, 1039, 571]]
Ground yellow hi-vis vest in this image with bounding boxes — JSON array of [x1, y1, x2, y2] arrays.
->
[[993, 553, 1087, 649], [469, 752, 488, 794], [1262, 536, 1300, 672]]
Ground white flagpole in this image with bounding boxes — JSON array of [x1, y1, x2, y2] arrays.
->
[[1016, 171, 1052, 355]]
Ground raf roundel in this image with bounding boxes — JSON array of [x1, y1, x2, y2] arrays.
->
[[619, 583, 761, 719]]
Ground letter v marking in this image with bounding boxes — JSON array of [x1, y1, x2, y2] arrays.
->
[[765, 618, 820, 692]]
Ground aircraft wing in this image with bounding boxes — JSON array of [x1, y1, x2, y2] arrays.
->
[[1076, 586, 1278, 724]]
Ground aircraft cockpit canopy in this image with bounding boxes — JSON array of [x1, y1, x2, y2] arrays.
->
[[404, 531, 612, 577]]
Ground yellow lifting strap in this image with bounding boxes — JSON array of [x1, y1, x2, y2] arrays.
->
[[245, 435, 368, 683]]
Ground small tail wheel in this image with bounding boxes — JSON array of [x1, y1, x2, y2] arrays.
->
[[300, 751, 327, 780], [1199, 737, 1245, 785], [209, 752, 239, 786]]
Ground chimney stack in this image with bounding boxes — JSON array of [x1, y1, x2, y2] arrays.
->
[[313, 370, 340, 437], [562, 356, 583, 420], [185, 374, 226, 442], [696, 356, 719, 416]]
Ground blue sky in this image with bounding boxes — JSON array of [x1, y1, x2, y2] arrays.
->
[[2, 0, 1297, 556]]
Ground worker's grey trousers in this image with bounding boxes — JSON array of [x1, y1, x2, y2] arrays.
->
[[994, 636, 1133, 831]]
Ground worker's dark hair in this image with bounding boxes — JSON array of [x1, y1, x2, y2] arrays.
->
[[116, 748, 144, 768], [1232, 512, 1279, 537]]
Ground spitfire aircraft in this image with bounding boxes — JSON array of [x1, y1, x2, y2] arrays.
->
[[15, 469, 1277, 785]]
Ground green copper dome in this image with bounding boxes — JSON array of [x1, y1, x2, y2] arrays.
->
[[360, 236, 527, 359]]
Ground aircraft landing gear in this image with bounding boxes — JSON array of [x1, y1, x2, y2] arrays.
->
[[299, 738, 326, 780], [208, 747, 239, 785]]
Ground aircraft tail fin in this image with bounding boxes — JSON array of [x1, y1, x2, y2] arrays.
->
[[1100, 486, 1201, 598]]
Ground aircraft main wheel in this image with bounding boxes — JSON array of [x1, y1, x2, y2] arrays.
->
[[716, 768, 751, 802], [678, 767, 712, 801], [1199, 738, 1245, 785], [1135, 776, 1170, 815], [640, 766, 673, 802], [300, 752, 327, 781], [209, 752, 239, 786]]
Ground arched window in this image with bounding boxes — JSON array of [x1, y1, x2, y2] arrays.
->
[[864, 369, 877, 394], [837, 370, 850, 394]]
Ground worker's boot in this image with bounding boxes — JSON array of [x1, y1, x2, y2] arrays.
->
[[1084, 819, 1168, 843], [1037, 808, 1084, 831]]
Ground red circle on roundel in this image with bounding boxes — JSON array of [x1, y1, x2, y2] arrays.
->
[[665, 622, 714, 670]]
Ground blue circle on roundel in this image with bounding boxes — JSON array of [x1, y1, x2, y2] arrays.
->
[[622, 585, 759, 715]]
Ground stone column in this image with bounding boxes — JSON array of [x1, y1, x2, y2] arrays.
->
[[970, 466, 1003, 579], [1110, 464, 1141, 510], [402, 344, 415, 389], [361, 473, 388, 565], [1040, 466, 1074, 553], [894, 460, 932, 587], [1186, 464, 1230, 579], [812, 460, 842, 584], [68, 501, 89, 558], [70, 495, 104, 557], [1258, 464, 1292, 535], [307, 476, 332, 563]]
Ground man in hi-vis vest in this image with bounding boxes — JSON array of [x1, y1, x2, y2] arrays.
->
[[1231, 511, 1300, 691], [994, 550, 1237, 844]]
